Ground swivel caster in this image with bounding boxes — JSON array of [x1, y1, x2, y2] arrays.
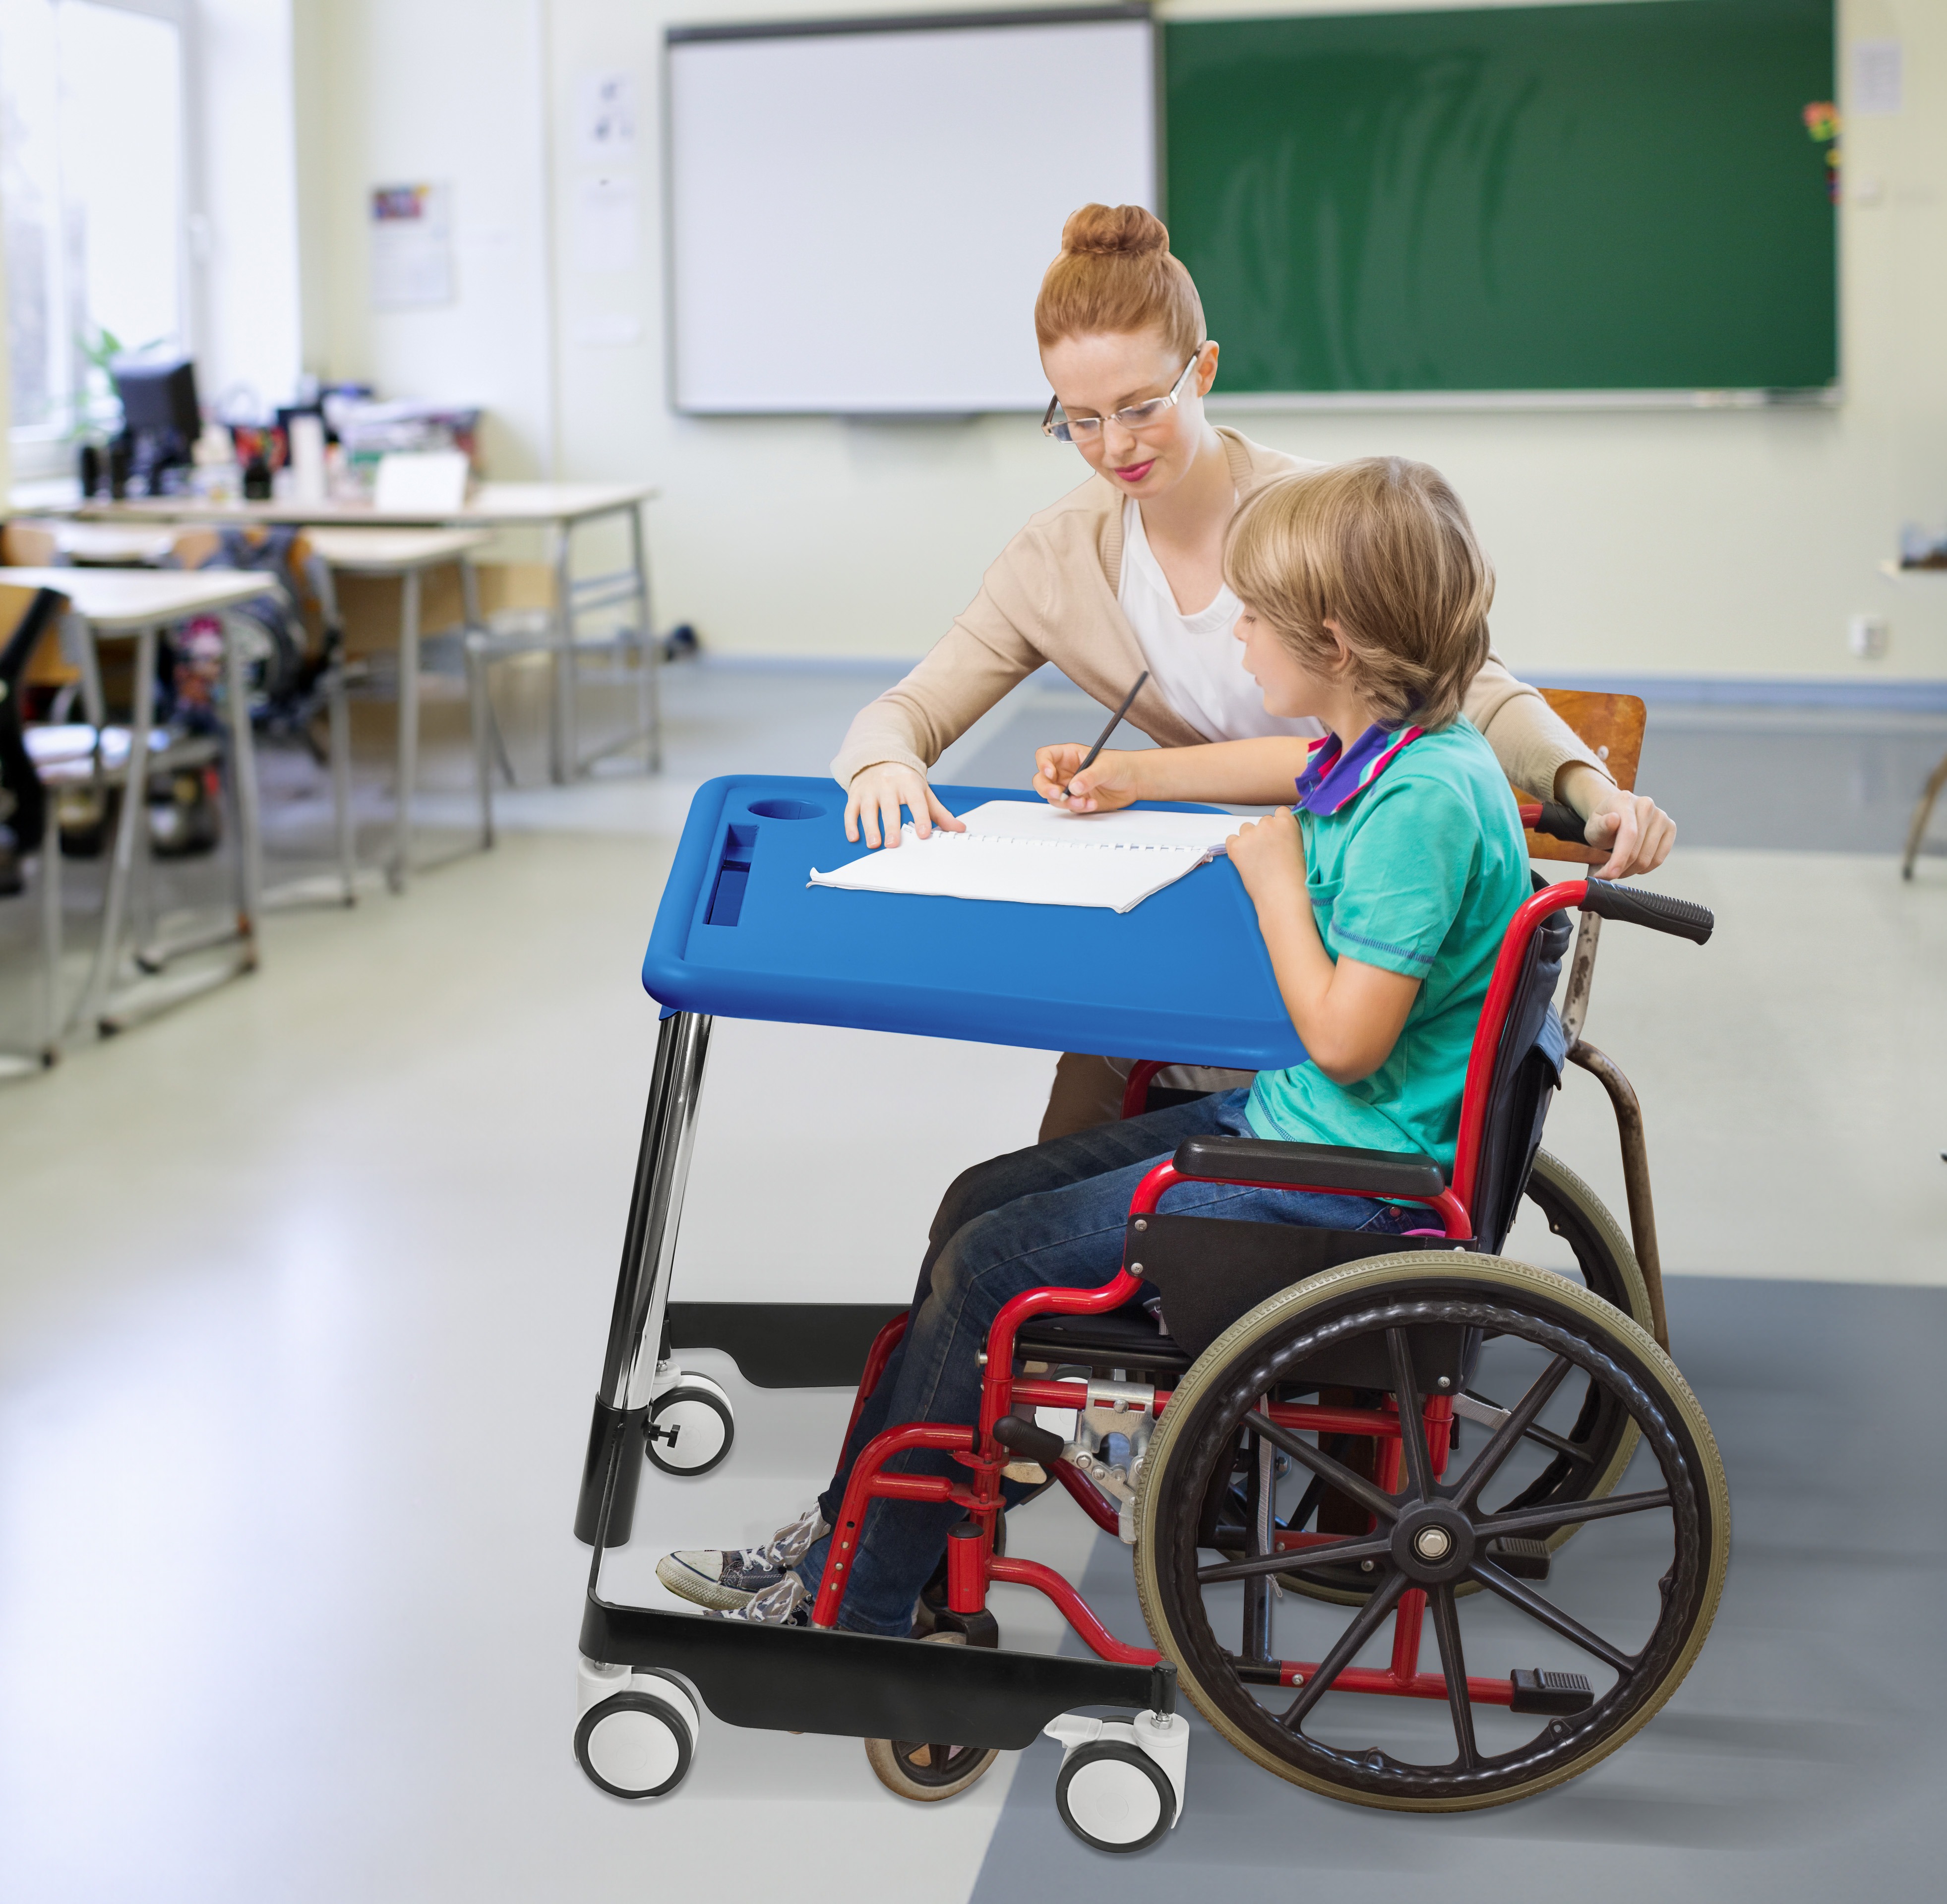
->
[[645, 1371, 734, 1477], [575, 1659, 699, 1799], [1045, 1711, 1188, 1853]]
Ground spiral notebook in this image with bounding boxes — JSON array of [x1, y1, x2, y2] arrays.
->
[[809, 801, 1237, 914]]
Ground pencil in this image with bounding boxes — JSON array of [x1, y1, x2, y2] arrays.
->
[[1065, 670, 1150, 797]]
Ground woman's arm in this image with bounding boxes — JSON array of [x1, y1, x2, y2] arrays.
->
[[1228, 807, 1418, 1083], [1033, 736, 1314, 811], [1464, 653, 1675, 877], [835, 553, 1050, 845]]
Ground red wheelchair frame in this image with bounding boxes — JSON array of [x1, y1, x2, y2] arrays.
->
[[807, 875, 1677, 1716]]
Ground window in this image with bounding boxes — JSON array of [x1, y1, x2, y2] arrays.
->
[[1, 0, 187, 471]]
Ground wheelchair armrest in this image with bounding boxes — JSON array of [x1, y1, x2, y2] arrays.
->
[[1172, 1136, 1446, 1201]]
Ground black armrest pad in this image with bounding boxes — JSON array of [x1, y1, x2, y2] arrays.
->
[[1173, 1135, 1445, 1200]]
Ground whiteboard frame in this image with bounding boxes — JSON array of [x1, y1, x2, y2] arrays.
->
[[662, 4, 1160, 418]]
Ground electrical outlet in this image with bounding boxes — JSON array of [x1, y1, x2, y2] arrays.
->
[[1848, 615, 1889, 660]]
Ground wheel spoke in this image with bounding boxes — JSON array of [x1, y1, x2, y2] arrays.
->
[[1248, 1410, 1400, 1525], [1278, 1570, 1408, 1730], [1197, 1531, 1395, 1584], [1427, 1585, 1480, 1770], [1452, 1355, 1575, 1509], [1475, 1488, 1672, 1543], [1387, 1328, 1434, 1501], [1468, 1559, 1637, 1674]]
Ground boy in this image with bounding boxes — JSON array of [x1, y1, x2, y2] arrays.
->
[[659, 457, 1531, 1631]]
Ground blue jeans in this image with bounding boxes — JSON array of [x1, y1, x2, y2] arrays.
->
[[794, 1088, 1421, 1636]]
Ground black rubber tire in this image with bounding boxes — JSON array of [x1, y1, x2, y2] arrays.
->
[[1135, 1252, 1728, 1812], [574, 1690, 694, 1799], [1262, 1152, 1651, 1604], [1054, 1740, 1176, 1852], [645, 1385, 734, 1478]]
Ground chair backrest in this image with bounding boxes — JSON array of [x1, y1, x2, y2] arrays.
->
[[0, 585, 71, 853], [1523, 689, 1646, 866], [1464, 889, 1573, 1251], [0, 521, 61, 567]]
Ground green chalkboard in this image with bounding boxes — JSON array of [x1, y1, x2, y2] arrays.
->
[[1164, 0, 1836, 393]]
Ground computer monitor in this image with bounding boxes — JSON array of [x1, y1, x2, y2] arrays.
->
[[113, 357, 199, 438]]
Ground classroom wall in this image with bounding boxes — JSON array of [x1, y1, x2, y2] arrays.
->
[[293, 0, 1947, 687]]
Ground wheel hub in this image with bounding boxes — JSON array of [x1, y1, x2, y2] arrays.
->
[[1391, 1505, 1475, 1583]]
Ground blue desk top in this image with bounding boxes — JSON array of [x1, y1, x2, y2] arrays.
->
[[641, 776, 1302, 1071]]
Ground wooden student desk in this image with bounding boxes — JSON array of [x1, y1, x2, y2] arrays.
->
[[73, 481, 662, 783]]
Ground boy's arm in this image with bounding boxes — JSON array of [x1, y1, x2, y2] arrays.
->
[[1034, 737, 1315, 811], [1228, 808, 1419, 1084]]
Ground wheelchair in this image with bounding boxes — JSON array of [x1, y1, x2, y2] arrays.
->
[[572, 848, 1726, 1850]]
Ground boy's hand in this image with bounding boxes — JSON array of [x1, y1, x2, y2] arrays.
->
[[1034, 744, 1145, 813], [1227, 806, 1307, 910]]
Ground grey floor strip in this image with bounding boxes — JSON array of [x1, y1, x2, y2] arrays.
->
[[969, 1277, 1947, 1895]]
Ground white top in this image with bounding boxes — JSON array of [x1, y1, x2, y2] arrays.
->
[[1118, 498, 1324, 745], [66, 480, 656, 530], [304, 528, 493, 572], [0, 567, 269, 631]]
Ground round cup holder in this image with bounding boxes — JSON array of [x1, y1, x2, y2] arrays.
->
[[746, 798, 827, 821]]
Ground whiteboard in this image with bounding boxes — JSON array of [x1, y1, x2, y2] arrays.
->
[[666, 10, 1156, 415]]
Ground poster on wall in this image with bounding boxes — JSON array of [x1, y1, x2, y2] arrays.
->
[[370, 183, 454, 308]]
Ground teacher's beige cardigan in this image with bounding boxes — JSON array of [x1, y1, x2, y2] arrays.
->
[[832, 428, 1605, 801]]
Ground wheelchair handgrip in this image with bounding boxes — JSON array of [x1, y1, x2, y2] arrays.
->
[[1581, 878, 1714, 946], [1523, 800, 1589, 844]]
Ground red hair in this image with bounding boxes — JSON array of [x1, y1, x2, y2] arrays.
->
[[1034, 204, 1204, 357]]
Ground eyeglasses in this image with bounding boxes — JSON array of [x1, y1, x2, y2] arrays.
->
[[1041, 349, 1206, 444]]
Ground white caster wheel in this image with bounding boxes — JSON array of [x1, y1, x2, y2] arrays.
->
[[1055, 1738, 1175, 1852], [646, 1372, 733, 1477], [575, 1671, 699, 1800]]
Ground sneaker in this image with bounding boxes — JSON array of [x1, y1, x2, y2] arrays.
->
[[656, 1504, 829, 1612], [719, 1571, 809, 1626]]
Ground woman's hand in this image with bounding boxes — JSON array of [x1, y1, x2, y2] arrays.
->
[[1226, 806, 1308, 914], [844, 763, 966, 849], [1032, 744, 1148, 812], [1557, 764, 1677, 879]]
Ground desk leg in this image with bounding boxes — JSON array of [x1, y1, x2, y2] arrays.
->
[[222, 610, 264, 958], [80, 621, 158, 1030], [389, 569, 422, 892], [549, 522, 574, 785], [576, 1010, 714, 1547], [627, 503, 661, 774]]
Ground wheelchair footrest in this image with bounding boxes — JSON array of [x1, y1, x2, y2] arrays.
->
[[1508, 1668, 1594, 1715], [1485, 1537, 1551, 1580]]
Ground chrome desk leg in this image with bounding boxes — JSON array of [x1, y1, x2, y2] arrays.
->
[[549, 522, 574, 786], [459, 558, 493, 851], [222, 608, 265, 958], [627, 503, 661, 774], [80, 621, 158, 1031], [38, 829, 62, 1064], [575, 1010, 714, 1547], [389, 568, 422, 893], [327, 647, 357, 902]]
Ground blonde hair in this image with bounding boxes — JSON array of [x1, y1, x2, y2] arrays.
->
[[1034, 204, 1204, 358], [1223, 459, 1494, 730]]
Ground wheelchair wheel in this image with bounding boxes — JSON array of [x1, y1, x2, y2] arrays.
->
[[1254, 1152, 1652, 1606], [1135, 1252, 1727, 1811], [862, 1634, 1002, 1802]]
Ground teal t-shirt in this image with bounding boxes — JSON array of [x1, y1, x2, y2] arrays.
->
[[1244, 717, 1529, 1172]]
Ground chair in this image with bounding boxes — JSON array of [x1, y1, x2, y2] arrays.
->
[[0, 585, 74, 1068]]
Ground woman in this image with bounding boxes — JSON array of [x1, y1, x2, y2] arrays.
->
[[832, 205, 1674, 1139]]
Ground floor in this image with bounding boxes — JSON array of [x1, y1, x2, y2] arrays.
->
[[0, 663, 1943, 1901]]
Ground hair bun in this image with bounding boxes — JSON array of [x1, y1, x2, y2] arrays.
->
[[1060, 203, 1169, 260]]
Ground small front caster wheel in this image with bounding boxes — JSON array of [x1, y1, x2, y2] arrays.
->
[[575, 1683, 696, 1799], [862, 1633, 1000, 1800], [1055, 1739, 1175, 1852], [645, 1372, 733, 1477]]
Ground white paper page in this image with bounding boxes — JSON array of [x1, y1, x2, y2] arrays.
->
[[808, 827, 1218, 913], [953, 799, 1236, 854]]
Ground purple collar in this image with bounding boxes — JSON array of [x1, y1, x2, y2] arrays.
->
[[1292, 722, 1426, 815]]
